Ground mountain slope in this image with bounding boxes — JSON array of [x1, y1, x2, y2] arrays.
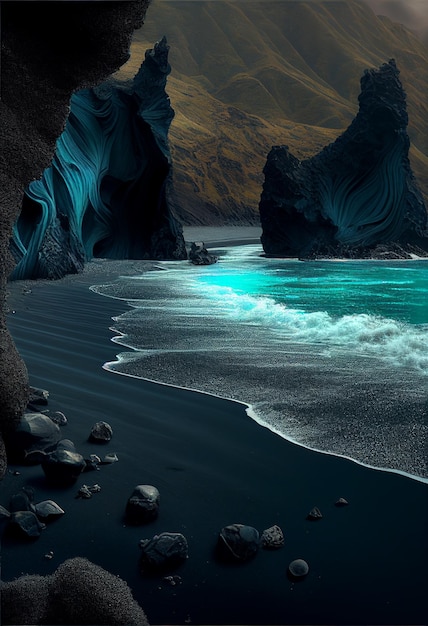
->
[[117, 0, 428, 225]]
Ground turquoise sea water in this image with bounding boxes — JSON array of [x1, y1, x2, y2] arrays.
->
[[92, 245, 428, 481]]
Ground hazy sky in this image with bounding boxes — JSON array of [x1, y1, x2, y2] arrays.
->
[[362, 1, 428, 41]]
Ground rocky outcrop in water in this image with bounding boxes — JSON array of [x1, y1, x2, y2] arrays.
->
[[11, 36, 186, 280], [259, 60, 428, 259]]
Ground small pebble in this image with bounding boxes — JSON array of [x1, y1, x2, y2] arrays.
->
[[307, 506, 322, 520], [260, 524, 284, 549], [335, 497, 349, 507], [103, 452, 119, 464], [288, 558, 309, 578]]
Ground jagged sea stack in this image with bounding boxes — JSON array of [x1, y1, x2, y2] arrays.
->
[[259, 60, 428, 259], [11, 37, 186, 280]]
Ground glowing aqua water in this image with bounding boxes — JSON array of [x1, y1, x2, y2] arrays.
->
[[93, 244, 428, 480], [198, 258, 428, 325]]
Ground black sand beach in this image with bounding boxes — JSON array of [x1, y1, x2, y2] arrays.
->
[[2, 230, 428, 625]]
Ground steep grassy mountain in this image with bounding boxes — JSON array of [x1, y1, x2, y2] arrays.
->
[[117, 0, 428, 225]]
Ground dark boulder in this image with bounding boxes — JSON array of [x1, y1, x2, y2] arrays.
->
[[188, 241, 218, 265], [139, 532, 188, 571], [217, 523, 260, 562], [5, 412, 61, 463], [89, 421, 113, 443], [259, 60, 428, 259], [10, 511, 46, 538], [41, 439, 86, 485], [126, 484, 160, 524]]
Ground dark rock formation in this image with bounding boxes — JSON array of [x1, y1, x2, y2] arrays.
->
[[260, 524, 284, 549], [188, 241, 218, 265], [0, 1, 150, 480], [288, 558, 309, 579], [89, 420, 113, 443], [126, 484, 160, 524], [217, 523, 260, 562], [41, 439, 86, 486], [10, 36, 187, 280], [4, 412, 61, 464], [10, 510, 46, 539], [139, 532, 189, 571], [259, 60, 428, 259], [0, 557, 149, 625]]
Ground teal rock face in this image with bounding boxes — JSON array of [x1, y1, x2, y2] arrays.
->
[[11, 37, 186, 280], [259, 60, 428, 259]]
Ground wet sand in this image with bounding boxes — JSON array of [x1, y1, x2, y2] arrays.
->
[[2, 230, 427, 625]]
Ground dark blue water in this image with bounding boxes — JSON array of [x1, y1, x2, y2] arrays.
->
[[92, 245, 428, 481]]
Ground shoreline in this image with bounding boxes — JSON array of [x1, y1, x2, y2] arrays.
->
[[102, 349, 428, 486], [2, 230, 428, 625]]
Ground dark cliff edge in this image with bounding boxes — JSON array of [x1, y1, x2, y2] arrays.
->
[[10, 36, 186, 281], [0, 3, 151, 623], [259, 60, 428, 260]]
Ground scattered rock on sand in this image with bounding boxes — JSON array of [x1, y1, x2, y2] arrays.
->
[[288, 558, 309, 579], [103, 452, 119, 464], [335, 497, 349, 506], [6, 412, 61, 463], [89, 421, 113, 443], [307, 506, 323, 520], [41, 439, 86, 485], [47, 411, 68, 426], [139, 532, 189, 571], [28, 386, 49, 406], [126, 484, 160, 524], [218, 523, 260, 561], [260, 524, 284, 549], [34, 500, 65, 520], [76, 484, 101, 499], [10, 510, 46, 538]]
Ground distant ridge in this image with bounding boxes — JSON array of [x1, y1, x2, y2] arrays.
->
[[117, 0, 428, 225]]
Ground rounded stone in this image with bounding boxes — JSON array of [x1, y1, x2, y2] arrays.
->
[[288, 558, 309, 578], [48, 411, 68, 426], [89, 421, 113, 443], [41, 439, 86, 485], [6, 412, 61, 462], [139, 532, 188, 571], [218, 523, 260, 561], [126, 485, 160, 524]]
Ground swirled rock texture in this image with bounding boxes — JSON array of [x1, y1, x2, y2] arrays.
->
[[259, 60, 428, 259], [0, 0, 148, 481], [11, 36, 186, 281]]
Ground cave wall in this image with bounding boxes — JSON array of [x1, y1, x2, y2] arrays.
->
[[10, 37, 186, 280], [0, 0, 150, 477]]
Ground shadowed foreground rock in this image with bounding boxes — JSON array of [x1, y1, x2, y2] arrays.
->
[[0, 0, 148, 469], [0, 557, 149, 625], [259, 60, 428, 259]]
